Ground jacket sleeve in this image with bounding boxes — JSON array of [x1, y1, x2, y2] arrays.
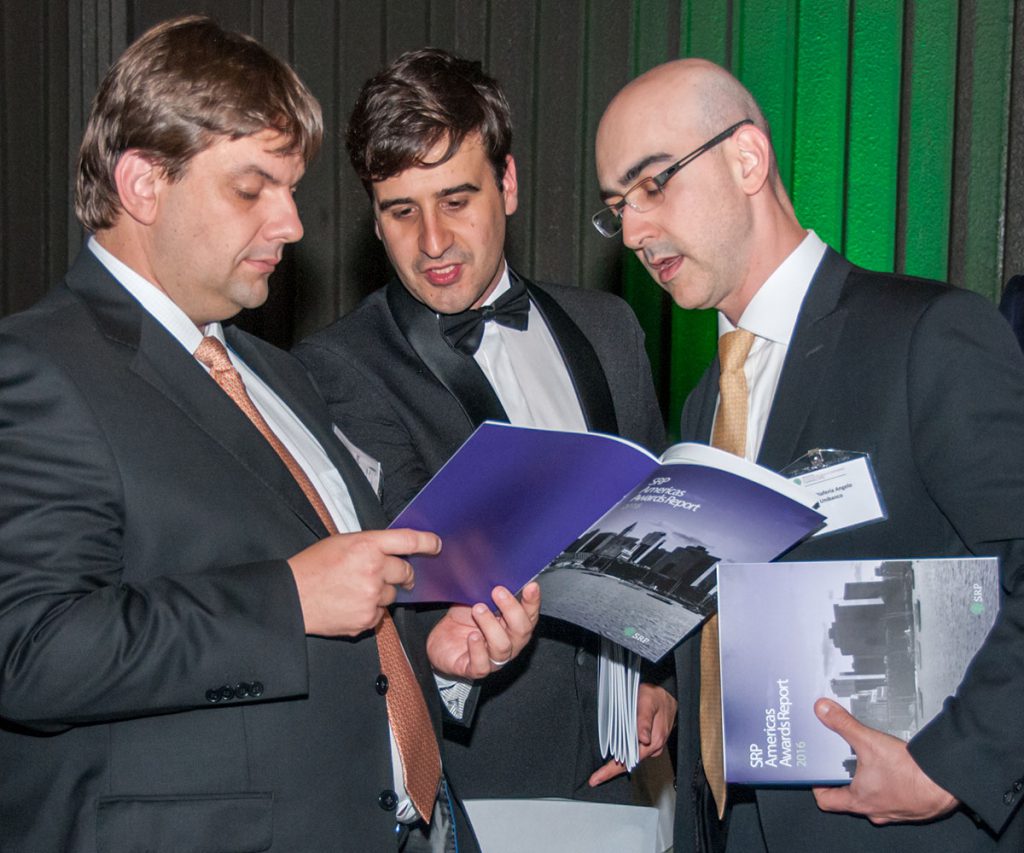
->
[[902, 287, 1024, 834]]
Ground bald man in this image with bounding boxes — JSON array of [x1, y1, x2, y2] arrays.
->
[[595, 58, 1024, 852]]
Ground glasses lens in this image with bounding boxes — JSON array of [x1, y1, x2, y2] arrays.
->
[[625, 177, 664, 213], [592, 207, 622, 237]]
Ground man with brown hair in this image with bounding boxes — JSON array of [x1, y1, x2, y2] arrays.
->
[[296, 48, 675, 812], [0, 17, 538, 852]]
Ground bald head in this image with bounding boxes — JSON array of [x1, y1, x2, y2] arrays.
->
[[594, 58, 803, 323], [597, 58, 773, 193]]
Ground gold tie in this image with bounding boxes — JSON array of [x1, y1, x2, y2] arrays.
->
[[701, 328, 755, 819], [194, 336, 441, 822]]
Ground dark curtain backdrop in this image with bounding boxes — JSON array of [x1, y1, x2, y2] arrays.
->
[[3, 1, 1022, 430]]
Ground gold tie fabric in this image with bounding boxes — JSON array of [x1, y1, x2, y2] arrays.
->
[[194, 336, 441, 821], [701, 328, 755, 819]]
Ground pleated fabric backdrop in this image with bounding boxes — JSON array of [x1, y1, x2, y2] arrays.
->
[[2, 1, 1021, 431]]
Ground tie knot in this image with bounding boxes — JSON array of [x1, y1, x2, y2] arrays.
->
[[195, 336, 234, 373], [718, 328, 755, 373]]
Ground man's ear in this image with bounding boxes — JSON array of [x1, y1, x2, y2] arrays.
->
[[501, 154, 519, 216], [113, 150, 162, 225], [731, 125, 772, 196]]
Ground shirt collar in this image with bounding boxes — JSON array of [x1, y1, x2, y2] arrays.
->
[[88, 236, 224, 354], [718, 230, 827, 343]]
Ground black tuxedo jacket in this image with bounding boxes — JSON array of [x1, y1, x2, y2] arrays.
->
[[673, 249, 1024, 852], [0, 250, 477, 853], [295, 275, 667, 802]]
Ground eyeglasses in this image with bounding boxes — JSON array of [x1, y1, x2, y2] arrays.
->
[[592, 119, 754, 237]]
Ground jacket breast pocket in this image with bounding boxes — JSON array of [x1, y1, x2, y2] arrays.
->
[[96, 792, 272, 852]]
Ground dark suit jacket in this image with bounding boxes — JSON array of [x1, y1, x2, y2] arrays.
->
[[673, 249, 1024, 852], [0, 250, 477, 853], [295, 275, 667, 802]]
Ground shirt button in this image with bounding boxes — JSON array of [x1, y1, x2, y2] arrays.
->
[[375, 673, 389, 695], [576, 650, 587, 666], [378, 789, 398, 811]]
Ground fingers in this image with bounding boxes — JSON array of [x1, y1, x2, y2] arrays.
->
[[470, 601, 514, 665], [815, 698, 863, 748], [378, 527, 441, 558], [589, 758, 627, 787]]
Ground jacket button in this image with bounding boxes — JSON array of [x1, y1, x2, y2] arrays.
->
[[576, 650, 586, 666], [218, 685, 235, 701], [378, 789, 398, 811], [1015, 780, 1023, 793], [249, 681, 264, 697], [375, 673, 389, 695], [205, 689, 221, 703], [1004, 791, 1015, 806], [234, 682, 250, 698]]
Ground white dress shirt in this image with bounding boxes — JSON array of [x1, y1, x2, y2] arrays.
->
[[714, 231, 827, 462], [474, 266, 588, 432]]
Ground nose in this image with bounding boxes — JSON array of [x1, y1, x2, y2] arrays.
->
[[418, 209, 453, 259], [620, 205, 656, 252], [268, 189, 304, 244]]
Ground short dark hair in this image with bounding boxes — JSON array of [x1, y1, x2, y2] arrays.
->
[[345, 48, 512, 193], [75, 15, 323, 231]]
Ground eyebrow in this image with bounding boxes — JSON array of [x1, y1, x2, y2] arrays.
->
[[377, 182, 481, 212], [599, 153, 674, 201], [230, 165, 286, 185]]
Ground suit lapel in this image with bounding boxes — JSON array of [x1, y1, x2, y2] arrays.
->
[[386, 278, 507, 427], [524, 278, 618, 434], [65, 251, 372, 538], [757, 248, 851, 471], [228, 329, 388, 531], [680, 361, 719, 443]]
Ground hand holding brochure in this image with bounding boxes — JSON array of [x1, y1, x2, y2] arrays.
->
[[718, 557, 999, 785], [391, 422, 824, 661]]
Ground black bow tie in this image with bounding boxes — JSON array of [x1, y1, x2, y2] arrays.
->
[[438, 279, 531, 355]]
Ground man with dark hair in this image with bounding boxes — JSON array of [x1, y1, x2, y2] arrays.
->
[[0, 18, 539, 852], [595, 57, 1024, 852], [295, 47, 675, 812]]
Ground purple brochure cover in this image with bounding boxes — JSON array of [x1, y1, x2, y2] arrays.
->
[[392, 422, 660, 605], [719, 558, 999, 785]]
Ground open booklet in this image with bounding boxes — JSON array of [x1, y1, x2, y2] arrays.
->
[[391, 421, 824, 662], [718, 557, 999, 785]]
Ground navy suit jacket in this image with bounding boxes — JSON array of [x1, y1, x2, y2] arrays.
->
[[673, 249, 1024, 852], [295, 275, 668, 803], [0, 250, 476, 852]]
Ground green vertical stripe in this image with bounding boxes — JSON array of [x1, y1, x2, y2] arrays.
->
[[684, 0, 730, 64], [732, 0, 798, 191], [960, 1, 1013, 302], [845, 0, 903, 272], [902, 0, 958, 281], [792, 2, 850, 248]]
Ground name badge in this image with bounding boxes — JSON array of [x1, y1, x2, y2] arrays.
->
[[782, 449, 886, 537], [333, 425, 382, 496]]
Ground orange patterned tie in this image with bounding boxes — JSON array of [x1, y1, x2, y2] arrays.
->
[[195, 336, 441, 822], [701, 328, 755, 819]]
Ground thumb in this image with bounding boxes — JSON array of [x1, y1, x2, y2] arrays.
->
[[815, 698, 863, 748]]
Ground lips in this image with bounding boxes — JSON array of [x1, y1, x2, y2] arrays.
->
[[245, 257, 280, 275], [423, 263, 463, 286], [649, 255, 683, 284]]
